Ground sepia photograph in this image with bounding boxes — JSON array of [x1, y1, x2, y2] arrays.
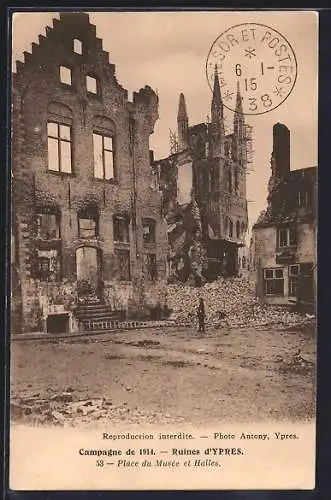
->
[[9, 10, 317, 490]]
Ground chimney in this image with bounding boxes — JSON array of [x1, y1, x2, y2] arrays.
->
[[272, 123, 290, 178]]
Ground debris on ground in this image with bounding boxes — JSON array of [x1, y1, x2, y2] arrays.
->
[[277, 349, 315, 375], [10, 393, 183, 427], [166, 277, 312, 329]]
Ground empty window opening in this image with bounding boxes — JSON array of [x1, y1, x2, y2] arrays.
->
[[234, 169, 239, 194], [209, 165, 220, 192], [87, 75, 98, 94], [236, 220, 240, 238], [37, 212, 60, 240], [142, 219, 156, 244], [60, 65, 72, 86], [113, 215, 129, 243], [47, 121, 72, 173], [298, 189, 311, 208], [37, 249, 61, 282], [229, 219, 233, 238], [39, 256, 50, 278], [73, 38, 82, 55], [93, 133, 114, 180], [228, 169, 232, 193]]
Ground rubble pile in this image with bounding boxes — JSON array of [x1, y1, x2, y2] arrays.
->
[[10, 391, 184, 427], [166, 277, 311, 328], [277, 350, 315, 376]]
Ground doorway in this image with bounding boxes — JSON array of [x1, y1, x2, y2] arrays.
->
[[76, 246, 101, 297]]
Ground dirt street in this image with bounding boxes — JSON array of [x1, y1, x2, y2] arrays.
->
[[10, 322, 316, 427]]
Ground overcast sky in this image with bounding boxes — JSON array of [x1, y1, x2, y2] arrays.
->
[[12, 11, 318, 231]]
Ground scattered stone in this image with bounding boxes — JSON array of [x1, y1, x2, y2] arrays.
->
[[82, 398, 104, 407], [50, 392, 73, 403], [11, 402, 33, 419], [279, 350, 314, 375], [51, 410, 66, 422]]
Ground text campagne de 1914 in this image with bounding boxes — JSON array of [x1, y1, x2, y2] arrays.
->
[[77, 431, 299, 469]]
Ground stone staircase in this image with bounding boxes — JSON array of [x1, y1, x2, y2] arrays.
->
[[74, 302, 124, 331], [73, 302, 177, 332]]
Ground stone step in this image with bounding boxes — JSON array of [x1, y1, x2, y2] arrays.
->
[[75, 303, 110, 312], [76, 312, 122, 321]]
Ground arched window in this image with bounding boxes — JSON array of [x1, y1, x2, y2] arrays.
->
[[47, 102, 73, 174], [236, 220, 240, 238], [93, 116, 116, 180], [196, 134, 205, 159], [228, 169, 232, 193], [234, 169, 239, 194], [229, 219, 233, 238], [190, 135, 197, 149], [224, 217, 228, 236], [241, 221, 246, 237]]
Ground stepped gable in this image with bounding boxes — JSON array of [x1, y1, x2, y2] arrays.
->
[[13, 12, 127, 99]]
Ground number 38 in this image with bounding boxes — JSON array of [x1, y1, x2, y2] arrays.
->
[[248, 94, 273, 111]]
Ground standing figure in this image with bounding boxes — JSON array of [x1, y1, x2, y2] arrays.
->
[[197, 297, 206, 333]]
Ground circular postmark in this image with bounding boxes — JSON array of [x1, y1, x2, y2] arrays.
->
[[206, 23, 298, 115]]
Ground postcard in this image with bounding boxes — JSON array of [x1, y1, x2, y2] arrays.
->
[[10, 10, 317, 490]]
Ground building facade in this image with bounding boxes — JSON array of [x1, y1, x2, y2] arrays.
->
[[12, 13, 168, 333], [153, 71, 250, 283], [252, 123, 317, 308]]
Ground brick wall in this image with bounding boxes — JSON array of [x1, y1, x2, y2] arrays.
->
[[12, 13, 168, 332]]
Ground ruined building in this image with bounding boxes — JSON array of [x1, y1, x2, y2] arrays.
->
[[153, 71, 250, 284], [252, 123, 317, 309], [12, 13, 168, 333]]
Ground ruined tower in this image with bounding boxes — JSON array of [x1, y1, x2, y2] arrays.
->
[[210, 65, 225, 158], [177, 92, 188, 152], [233, 81, 245, 162], [232, 81, 247, 200], [153, 68, 250, 282]]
